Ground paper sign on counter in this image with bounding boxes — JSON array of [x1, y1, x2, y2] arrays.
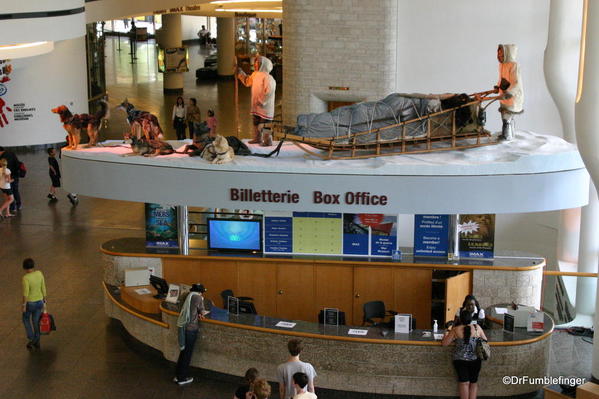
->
[[433, 333, 444, 340], [348, 329, 368, 336], [134, 288, 152, 295], [494, 307, 508, 314], [275, 321, 296, 328]]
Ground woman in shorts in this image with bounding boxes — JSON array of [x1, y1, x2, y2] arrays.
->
[[0, 158, 15, 217]]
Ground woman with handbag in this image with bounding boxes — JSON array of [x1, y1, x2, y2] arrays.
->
[[442, 309, 488, 399], [172, 96, 187, 140], [21, 258, 47, 349]]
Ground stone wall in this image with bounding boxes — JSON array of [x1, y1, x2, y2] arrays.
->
[[102, 254, 163, 286], [282, 0, 398, 126], [473, 268, 543, 309]]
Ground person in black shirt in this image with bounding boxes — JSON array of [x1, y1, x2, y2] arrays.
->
[[47, 148, 78, 205], [0, 146, 21, 211]]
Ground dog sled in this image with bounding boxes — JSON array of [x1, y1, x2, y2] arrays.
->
[[279, 91, 498, 160]]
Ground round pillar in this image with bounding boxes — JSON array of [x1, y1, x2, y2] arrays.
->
[[217, 17, 235, 77], [576, 182, 598, 315], [574, 0, 599, 381], [544, 0, 583, 143], [158, 13, 184, 94]]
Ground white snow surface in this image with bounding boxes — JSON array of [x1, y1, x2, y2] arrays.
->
[[64, 130, 584, 176]]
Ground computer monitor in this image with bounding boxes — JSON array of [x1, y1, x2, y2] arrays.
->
[[149, 275, 169, 299], [207, 218, 262, 252]]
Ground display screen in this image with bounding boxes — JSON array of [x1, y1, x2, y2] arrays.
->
[[207, 219, 262, 252]]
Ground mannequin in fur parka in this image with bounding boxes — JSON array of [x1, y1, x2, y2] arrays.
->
[[495, 44, 523, 141]]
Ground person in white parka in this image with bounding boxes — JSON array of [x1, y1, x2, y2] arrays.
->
[[495, 44, 523, 141], [237, 56, 276, 147]]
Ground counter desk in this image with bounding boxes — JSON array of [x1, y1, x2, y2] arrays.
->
[[102, 238, 552, 397]]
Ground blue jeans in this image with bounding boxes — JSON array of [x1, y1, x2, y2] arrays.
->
[[22, 300, 44, 343], [175, 329, 198, 380]]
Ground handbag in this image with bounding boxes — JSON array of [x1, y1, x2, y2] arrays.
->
[[39, 305, 56, 335], [474, 326, 490, 360]]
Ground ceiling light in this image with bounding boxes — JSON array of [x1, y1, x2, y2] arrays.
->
[[211, 0, 282, 4], [0, 41, 54, 59], [215, 8, 282, 13]]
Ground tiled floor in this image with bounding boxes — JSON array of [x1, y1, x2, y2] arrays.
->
[[0, 37, 593, 399]]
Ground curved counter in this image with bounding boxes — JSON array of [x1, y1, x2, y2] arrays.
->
[[104, 282, 553, 397], [62, 132, 589, 213]]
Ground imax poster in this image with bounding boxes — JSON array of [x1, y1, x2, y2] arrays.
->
[[458, 214, 495, 258], [145, 203, 178, 249]]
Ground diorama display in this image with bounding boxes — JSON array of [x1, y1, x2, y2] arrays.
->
[[51, 100, 109, 149]]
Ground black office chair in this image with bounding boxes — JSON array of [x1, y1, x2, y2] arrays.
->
[[362, 300, 397, 328], [221, 289, 257, 314]]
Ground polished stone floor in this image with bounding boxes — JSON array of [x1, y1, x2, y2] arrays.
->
[[0, 37, 592, 399]]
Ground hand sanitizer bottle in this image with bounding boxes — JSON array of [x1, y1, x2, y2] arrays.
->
[[433, 320, 438, 333]]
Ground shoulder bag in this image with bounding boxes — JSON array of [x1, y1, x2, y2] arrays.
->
[[474, 325, 490, 360]]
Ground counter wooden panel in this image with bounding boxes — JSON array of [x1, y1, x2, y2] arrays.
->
[[120, 285, 161, 314], [237, 261, 277, 316], [579, 382, 599, 399], [159, 257, 470, 325]]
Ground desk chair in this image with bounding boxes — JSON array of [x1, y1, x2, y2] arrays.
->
[[362, 301, 397, 328], [221, 289, 257, 314]]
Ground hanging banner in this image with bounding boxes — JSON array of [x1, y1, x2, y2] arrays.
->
[[414, 214, 450, 257], [264, 215, 293, 253], [343, 213, 369, 255], [145, 203, 178, 249], [458, 214, 495, 258]]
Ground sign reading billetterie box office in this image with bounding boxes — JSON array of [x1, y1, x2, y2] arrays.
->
[[414, 215, 450, 257], [458, 214, 495, 258], [145, 203, 178, 249]]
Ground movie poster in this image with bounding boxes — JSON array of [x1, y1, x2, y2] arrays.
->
[[343, 214, 397, 256], [145, 203, 178, 249], [458, 214, 495, 258], [414, 214, 450, 257]]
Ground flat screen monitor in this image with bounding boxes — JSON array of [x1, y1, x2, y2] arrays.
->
[[207, 218, 262, 252]]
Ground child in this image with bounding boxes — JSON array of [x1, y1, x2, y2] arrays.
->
[[0, 158, 14, 217], [47, 148, 78, 205], [207, 109, 217, 138], [292, 372, 317, 399]]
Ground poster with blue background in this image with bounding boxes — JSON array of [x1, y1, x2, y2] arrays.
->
[[414, 215, 449, 257], [264, 216, 293, 253], [145, 203, 178, 249]]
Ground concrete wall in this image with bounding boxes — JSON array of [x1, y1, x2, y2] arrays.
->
[[0, 38, 88, 147]]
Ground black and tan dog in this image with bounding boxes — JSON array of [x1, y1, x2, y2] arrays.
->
[[117, 99, 163, 141], [122, 133, 176, 157], [51, 100, 109, 149]]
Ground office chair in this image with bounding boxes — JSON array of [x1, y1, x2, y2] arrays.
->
[[221, 289, 257, 314], [362, 300, 397, 328]]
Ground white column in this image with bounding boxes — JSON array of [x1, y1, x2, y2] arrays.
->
[[544, 0, 583, 143], [216, 17, 235, 77], [576, 183, 599, 315], [158, 13, 184, 94], [574, 0, 599, 381], [177, 205, 189, 255]]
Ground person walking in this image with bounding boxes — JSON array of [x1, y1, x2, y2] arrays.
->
[[0, 158, 14, 217], [442, 309, 488, 399], [47, 148, 78, 205], [174, 283, 206, 385], [22, 258, 47, 349], [276, 339, 317, 399], [186, 98, 202, 139], [0, 146, 22, 212], [172, 96, 187, 140]]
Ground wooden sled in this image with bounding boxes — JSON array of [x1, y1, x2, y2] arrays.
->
[[278, 95, 498, 161]]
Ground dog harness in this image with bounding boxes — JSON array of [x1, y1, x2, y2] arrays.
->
[[200, 144, 229, 160]]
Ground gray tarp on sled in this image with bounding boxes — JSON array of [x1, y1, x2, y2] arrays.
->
[[295, 93, 445, 144]]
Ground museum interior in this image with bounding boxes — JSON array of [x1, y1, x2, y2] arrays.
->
[[1, 1, 599, 398]]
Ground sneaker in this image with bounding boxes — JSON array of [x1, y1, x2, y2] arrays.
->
[[47, 194, 54, 199], [26, 341, 33, 349], [33, 340, 40, 349], [67, 193, 78, 205], [176, 377, 193, 386]]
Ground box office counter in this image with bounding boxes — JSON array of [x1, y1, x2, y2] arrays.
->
[[103, 237, 552, 397]]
